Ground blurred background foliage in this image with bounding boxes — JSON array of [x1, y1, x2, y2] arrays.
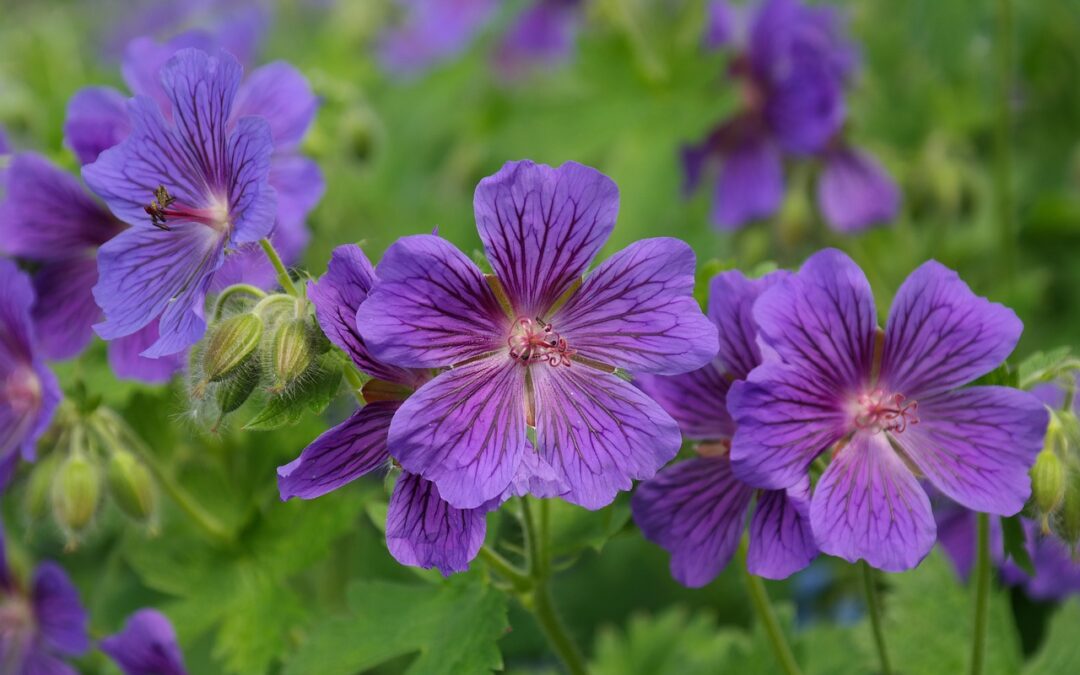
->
[[1, 0, 1079, 672]]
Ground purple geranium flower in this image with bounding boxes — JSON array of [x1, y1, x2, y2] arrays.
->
[[685, 0, 898, 232], [0, 260, 61, 489], [356, 160, 718, 510], [728, 248, 1048, 571], [82, 48, 277, 358], [277, 245, 503, 575], [100, 609, 188, 675], [633, 270, 816, 587], [0, 525, 89, 674]]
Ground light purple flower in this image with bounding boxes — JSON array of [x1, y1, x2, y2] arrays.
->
[[379, 0, 499, 75], [83, 48, 277, 358], [0, 260, 61, 489], [356, 160, 718, 510], [100, 609, 188, 675], [494, 0, 582, 77], [276, 245, 499, 575], [0, 525, 89, 674], [728, 248, 1048, 571], [633, 271, 816, 586]]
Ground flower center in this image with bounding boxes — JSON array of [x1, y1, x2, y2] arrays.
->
[[852, 388, 919, 434], [507, 317, 574, 367], [0, 594, 35, 660], [145, 184, 230, 233], [3, 366, 41, 416]]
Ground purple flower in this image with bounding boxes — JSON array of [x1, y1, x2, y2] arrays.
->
[[100, 609, 188, 675], [817, 146, 901, 233], [82, 48, 277, 358], [633, 270, 817, 586], [728, 248, 1048, 571], [276, 245, 500, 575], [0, 260, 61, 489], [356, 160, 718, 510], [0, 526, 89, 673], [494, 0, 582, 77]]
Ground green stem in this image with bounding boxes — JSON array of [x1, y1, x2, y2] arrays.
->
[[212, 283, 267, 320], [970, 514, 991, 675], [478, 546, 531, 592], [342, 366, 366, 404], [994, 0, 1015, 286], [861, 561, 893, 675], [742, 543, 802, 675], [259, 238, 298, 296]]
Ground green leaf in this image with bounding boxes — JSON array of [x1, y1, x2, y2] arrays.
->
[[548, 494, 631, 558], [283, 574, 508, 675], [245, 353, 345, 431], [590, 608, 742, 675], [1001, 515, 1036, 575], [1025, 599, 1080, 674]]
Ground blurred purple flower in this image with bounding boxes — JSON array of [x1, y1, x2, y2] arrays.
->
[[356, 160, 718, 511], [685, 0, 899, 232], [632, 270, 816, 587], [728, 248, 1047, 571], [0, 261, 61, 489], [494, 0, 583, 77], [0, 525, 89, 673], [100, 609, 188, 675]]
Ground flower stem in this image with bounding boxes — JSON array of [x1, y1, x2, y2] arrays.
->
[[259, 238, 298, 296], [478, 546, 531, 592], [861, 561, 893, 675], [970, 513, 992, 675], [212, 283, 267, 320], [741, 542, 802, 675], [342, 366, 367, 404]]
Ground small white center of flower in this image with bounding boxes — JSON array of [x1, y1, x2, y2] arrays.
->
[[507, 317, 574, 367], [3, 366, 41, 415], [852, 388, 919, 434]]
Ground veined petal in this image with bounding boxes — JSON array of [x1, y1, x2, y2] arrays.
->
[[881, 260, 1023, 398], [747, 477, 816, 579], [635, 364, 734, 441], [308, 245, 419, 385], [532, 365, 682, 510], [728, 363, 848, 489], [631, 457, 754, 588], [387, 357, 527, 509], [753, 247, 876, 393], [63, 86, 131, 165], [713, 138, 784, 229], [553, 238, 718, 375], [708, 269, 790, 379], [93, 223, 225, 355], [277, 402, 397, 501], [31, 258, 101, 361], [107, 323, 185, 384], [891, 386, 1047, 515], [100, 609, 188, 675], [223, 116, 276, 243], [122, 32, 220, 113], [32, 562, 89, 657], [233, 62, 317, 150], [474, 160, 617, 317], [386, 472, 489, 576], [505, 447, 569, 499], [356, 234, 506, 369], [811, 432, 935, 572], [269, 155, 324, 246]]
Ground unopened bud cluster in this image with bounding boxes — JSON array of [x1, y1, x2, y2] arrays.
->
[[1029, 407, 1080, 550]]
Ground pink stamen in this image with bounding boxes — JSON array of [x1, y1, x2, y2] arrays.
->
[[507, 317, 575, 368], [853, 388, 919, 434]]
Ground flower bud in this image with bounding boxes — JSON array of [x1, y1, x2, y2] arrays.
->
[[1031, 449, 1066, 518], [51, 452, 101, 534], [216, 365, 260, 415], [202, 313, 263, 383], [1051, 469, 1080, 549], [270, 319, 313, 392], [24, 453, 60, 520], [106, 451, 156, 522]]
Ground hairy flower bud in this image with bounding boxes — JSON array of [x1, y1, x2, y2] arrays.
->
[[1051, 469, 1080, 549], [202, 313, 263, 384], [270, 319, 313, 392], [216, 365, 260, 416], [51, 452, 101, 534], [106, 451, 156, 522], [1032, 449, 1066, 519]]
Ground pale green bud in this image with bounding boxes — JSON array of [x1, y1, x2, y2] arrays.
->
[[203, 313, 263, 383], [106, 451, 156, 522], [270, 319, 313, 392], [51, 452, 101, 533], [1032, 449, 1066, 518]]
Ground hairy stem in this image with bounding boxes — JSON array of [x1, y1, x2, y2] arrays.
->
[[211, 283, 267, 320], [259, 238, 299, 296], [742, 543, 802, 675], [970, 513, 991, 675], [861, 561, 893, 675]]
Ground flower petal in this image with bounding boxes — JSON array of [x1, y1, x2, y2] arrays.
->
[[505, 446, 569, 499], [553, 238, 718, 375], [63, 86, 131, 165], [708, 269, 789, 379], [728, 362, 849, 489], [386, 472, 489, 576], [753, 247, 877, 393], [277, 402, 396, 501], [810, 432, 936, 572], [817, 147, 899, 233], [747, 478, 817, 579], [309, 245, 419, 385], [269, 155, 323, 252], [474, 160, 618, 316], [494, 0, 579, 75], [31, 258, 101, 361], [533, 365, 682, 509], [122, 32, 220, 113], [93, 223, 225, 356], [377, 0, 497, 75], [107, 322, 185, 384], [631, 457, 754, 587], [32, 562, 89, 657], [233, 62, 317, 150], [356, 234, 506, 369], [712, 137, 784, 230], [387, 357, 527, 509], [17, 652, 78, 675], [100, 609, 188, 675], [881, 260, 1023, 398], [635, 364, 733, 441], [705, 0, 738, 49], [891, 386, 1047, 515]]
